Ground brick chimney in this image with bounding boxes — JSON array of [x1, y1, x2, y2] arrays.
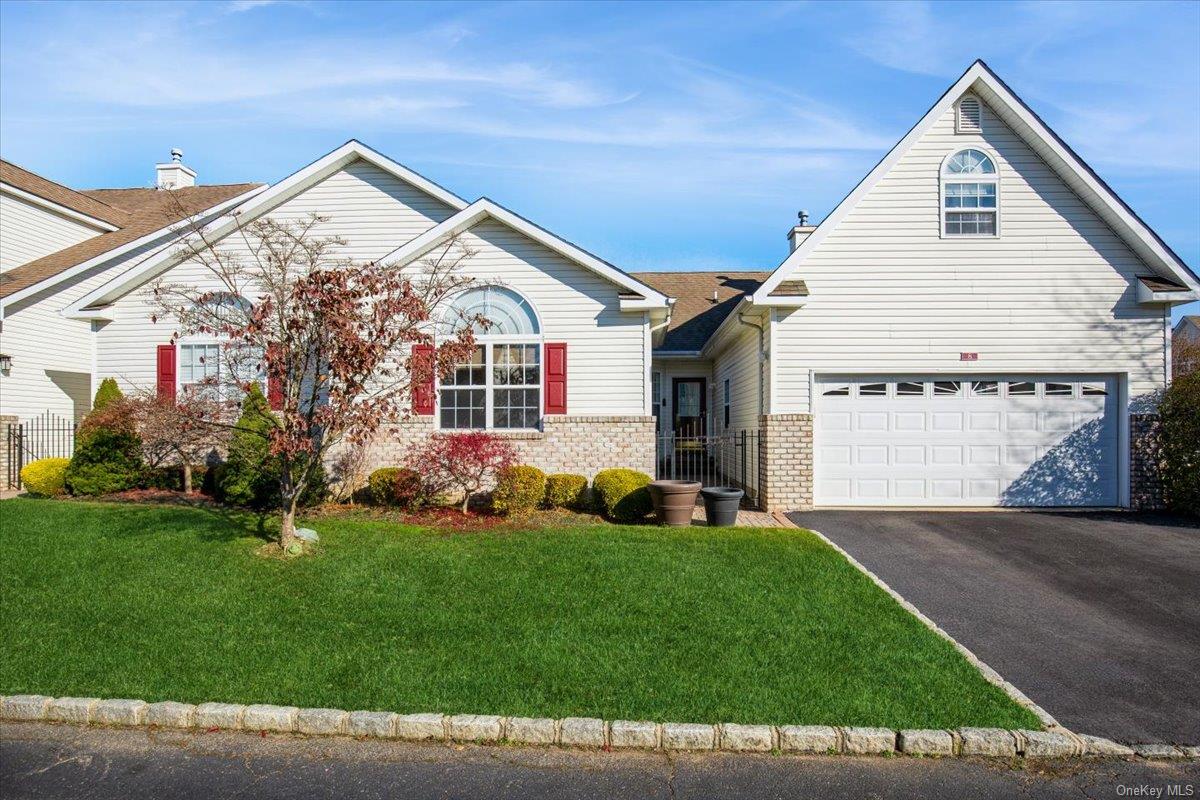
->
[[156, 148, 196, 190]]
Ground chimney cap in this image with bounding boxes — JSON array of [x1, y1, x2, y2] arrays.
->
[[798, 209, 810, 226], [170, 147, 183, 163]]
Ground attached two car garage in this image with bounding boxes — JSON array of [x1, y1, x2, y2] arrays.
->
[[813, 374, 1120, 507]]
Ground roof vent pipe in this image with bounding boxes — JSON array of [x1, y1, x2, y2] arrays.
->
[[156, 148, 196, 190], [788, 210, 817, 253]]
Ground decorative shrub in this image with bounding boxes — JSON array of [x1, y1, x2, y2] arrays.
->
[[91, 377, 124, 412], [544, 473, 588, 510], [65, 390, 143, 496], [367, 467, 425, 508], [592, 468, 653, 523], [1160, 369, 1200, 515], [493, 465, 546, 515], [406, 431, 517, 513], [19, 457, 70, 496], [216, 384, 326, 509]]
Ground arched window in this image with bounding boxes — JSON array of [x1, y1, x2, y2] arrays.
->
[[942, 148, 998, 236], [177, 293, 262, 399], [439, 285, 543, 430]]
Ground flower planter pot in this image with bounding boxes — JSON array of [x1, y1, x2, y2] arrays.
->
[[701, 486, 743, 527], [648, 480, 702, 527]]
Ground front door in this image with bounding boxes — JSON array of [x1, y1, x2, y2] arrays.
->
[[673, 378, 707, 438]]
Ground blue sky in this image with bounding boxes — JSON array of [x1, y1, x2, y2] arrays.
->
[[2, 0, 1197, 322]]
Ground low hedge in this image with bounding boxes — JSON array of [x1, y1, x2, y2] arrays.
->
[[592, 468, 652, 523], [544, 473, 588, 510], [19, 457, 70, 497], [367, 467, 425, 509], [493, 465, 546, 515]]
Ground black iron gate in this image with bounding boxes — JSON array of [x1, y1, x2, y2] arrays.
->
[[655, 428, 760, 507], [5, 413, 78, 489]]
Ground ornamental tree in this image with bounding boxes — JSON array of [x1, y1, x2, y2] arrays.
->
[[407, 431, 517, 513], [127, 388, 230, 493], [152, 208, 484, 550]]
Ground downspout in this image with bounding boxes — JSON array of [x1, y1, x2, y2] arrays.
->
[[737, 311, 766, 416]]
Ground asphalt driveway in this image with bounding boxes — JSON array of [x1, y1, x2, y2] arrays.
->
[[786, 509, 1200, 745]]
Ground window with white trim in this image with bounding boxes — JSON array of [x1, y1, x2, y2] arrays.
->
[[438, 286, 543, 430], [942, 149, 998, 236], [177, 294, 262, 400]]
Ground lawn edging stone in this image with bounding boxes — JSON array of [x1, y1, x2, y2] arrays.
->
[[4, 692, 1197, 762], [46, 697, 99, 724]]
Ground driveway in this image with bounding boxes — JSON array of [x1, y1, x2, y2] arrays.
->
[[786, 509, 1200, 744]]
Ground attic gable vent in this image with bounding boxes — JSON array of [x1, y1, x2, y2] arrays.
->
[[957, 95, 983, 134]]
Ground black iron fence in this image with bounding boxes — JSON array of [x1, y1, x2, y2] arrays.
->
[[655, 428, 760, 507], [5, 413, 78, 489]]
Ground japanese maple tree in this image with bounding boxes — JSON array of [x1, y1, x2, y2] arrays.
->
[[152, 210, 484, 550], [407, 431, 518, 513]]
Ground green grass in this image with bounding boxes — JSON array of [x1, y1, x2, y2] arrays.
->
[[0, 498, 1039, 729]]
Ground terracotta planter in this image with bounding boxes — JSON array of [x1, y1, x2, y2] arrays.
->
[[648, 480, 702, 527], [701, 486, 743, 527]]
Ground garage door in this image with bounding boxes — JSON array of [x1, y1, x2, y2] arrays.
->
[[814, 375, 1119, 507]]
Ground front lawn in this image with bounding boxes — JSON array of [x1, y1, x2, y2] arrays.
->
[[0, 498, 1039, 729]]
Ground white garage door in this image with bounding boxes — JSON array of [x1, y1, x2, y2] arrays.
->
[[815, 375, 1119, 507]]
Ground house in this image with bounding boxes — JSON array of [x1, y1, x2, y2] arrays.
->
[[0, 157, 264, 422], [1174, 316, 1199, 375], [1, 60, 1196, 510]]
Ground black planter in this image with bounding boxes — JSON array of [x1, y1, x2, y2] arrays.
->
[[700, 486, 743, 527]]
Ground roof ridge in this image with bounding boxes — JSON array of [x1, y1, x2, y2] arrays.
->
[[0, 159, 131, 226]]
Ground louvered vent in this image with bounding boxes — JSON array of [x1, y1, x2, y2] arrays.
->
[[957, 95, 982, 134]]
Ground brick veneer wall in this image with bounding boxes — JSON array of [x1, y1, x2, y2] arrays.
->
[[336, 415, 657, 497], [1129, 413, 1164, 511], [757, 414, 814, 512]]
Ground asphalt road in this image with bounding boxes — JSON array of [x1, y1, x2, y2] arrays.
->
[[3, 723, 1198, 800], [788, 509, 1200, 744]]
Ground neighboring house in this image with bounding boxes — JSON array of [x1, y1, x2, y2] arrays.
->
[[0, 156, 264, 422], [1174, 315, 1200, 375], [1, 60, 1196, 510]]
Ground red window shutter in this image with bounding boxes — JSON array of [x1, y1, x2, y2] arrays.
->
[[411, 344, 435, 415], [267, 375, 284, 411], [156, 344, 176, 402], [544, 342, 567, 414]]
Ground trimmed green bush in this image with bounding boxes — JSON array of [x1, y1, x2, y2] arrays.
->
[[592, 468, 652, 523], [1160, 370, 1200, 515], [65, 392, 143, 496], [216, 384, 326, 509], [493, 465, 547, 515], [367, 467, 424, 508], [545, 473, 588, 510], [91, 377, 123, 412], [19, 457, 70, 496]]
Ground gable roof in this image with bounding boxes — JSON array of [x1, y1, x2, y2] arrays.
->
[[378, 198, 671, 309], [66, 140, 668, 315], [754, 60, 1199, 303], [634, 271, 772, 351], [1, 182, 264, 304], [0, 159, 128, 229]]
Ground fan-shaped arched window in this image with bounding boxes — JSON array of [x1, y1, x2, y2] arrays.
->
[[444, 285, 539, 336], [439, 285, 543, 430], [941, 148, 999, 236], [178, 293, 262, 399]]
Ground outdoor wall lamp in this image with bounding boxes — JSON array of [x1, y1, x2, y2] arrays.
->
[[0, 353, 11, 372]]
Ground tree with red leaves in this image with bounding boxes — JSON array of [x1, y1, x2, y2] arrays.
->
[[152, 210, 484, 551], [408, 431, 517, 513]]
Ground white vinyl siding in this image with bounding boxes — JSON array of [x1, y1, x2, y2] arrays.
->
[[711, 325, 762, 432], [772, 99, 1167, 415], [94, 162, 646, 417], [0, 190, 106, 271]]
